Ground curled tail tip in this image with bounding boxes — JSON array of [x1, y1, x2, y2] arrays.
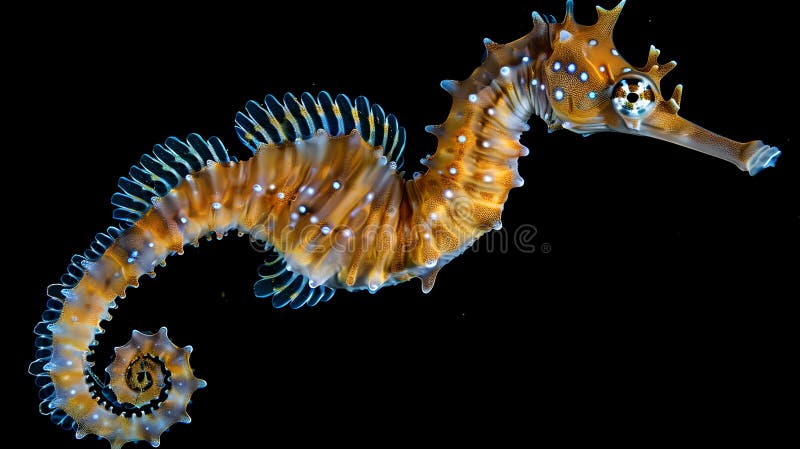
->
[[52, 327, 205, 448]]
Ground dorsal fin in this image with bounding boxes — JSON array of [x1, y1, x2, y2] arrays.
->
[[111, 134, 231, 226], [234, 91, 406, 168], [253, 249, 335, 309]]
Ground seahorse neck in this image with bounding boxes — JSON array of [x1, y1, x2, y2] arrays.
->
[[403, 21, 555, 269]]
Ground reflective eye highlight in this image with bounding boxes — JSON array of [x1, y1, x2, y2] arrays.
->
[[612, 78, 656, 118]]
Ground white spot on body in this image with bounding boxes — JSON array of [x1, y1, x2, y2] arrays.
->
[[332, 181, 342, 190], [425, 259, 438, 268], [66, 360, 73, 366], [211, 202, 222, 210], [487, 108, 495, 116], [500, 66, 511, 76], [253, 184, 263, 192], [449, 167, 457, 175], [342, 229, 353, 238], [588, 91, 598, 99], [589, 39, 598, 46], [423, 233, 431, 240], [457, 135, 467, 143], [468, 94, 478, 103], [611, 48, 620, 56], [92, 414, 99, 420], [531, 78, 538, 86], [580, 72, 589, 82], [599, 66, 606, 73], [298, 205, 307, 214], [277, 192, 285, 200], [554, 89, 565, 101], [444, 189, 454, 199], [522, 56, 530, 63], [540, 84, 546, 91], [567, 63, 576, 73], [290, 212, 299, 221], [320, 226, 331, 235], [553, 61, 561, 71], [310, 216, 319, 224], [430, 212, 438, 221], [483, 174, 494, 183], [148, 242, 155, 248], [130, 250, 138, 258], [366, 192, 375, 202], [563, 122, 573, 129], [482, 141, 491, 149], [623, 67, 632, 73], [306, 187, 315, 195], [70, 389, 76, 395], [268, 184, 276, 191]]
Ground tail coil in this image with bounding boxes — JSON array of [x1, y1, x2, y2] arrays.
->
[[30, 299, 206, 448], [30, 134, 226, 448]]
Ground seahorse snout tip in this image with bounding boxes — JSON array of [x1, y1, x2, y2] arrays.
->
[[747, 143, 781, 176]]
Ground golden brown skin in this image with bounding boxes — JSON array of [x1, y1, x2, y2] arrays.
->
[[36, 2, 782, 447]]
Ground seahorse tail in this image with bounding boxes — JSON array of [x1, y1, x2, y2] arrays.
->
[[29, 219, 206, 448], [29, 134, 236, 447]]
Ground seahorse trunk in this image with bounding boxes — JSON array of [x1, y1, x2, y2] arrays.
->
[[240, 131, 408, 291]]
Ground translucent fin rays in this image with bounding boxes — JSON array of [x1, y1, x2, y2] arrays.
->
[[235, 91, 406, 168], [253, 249, 335, 309]]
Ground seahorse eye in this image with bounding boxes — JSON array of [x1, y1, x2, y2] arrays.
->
[[612, 77, 656, 118]]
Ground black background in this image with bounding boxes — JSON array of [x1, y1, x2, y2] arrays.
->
[[12, 1, 796, 446]]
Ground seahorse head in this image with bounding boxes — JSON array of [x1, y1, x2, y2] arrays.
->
[[541, 1, 780, 175]]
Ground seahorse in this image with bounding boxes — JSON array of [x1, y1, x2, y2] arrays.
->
[[30, 1, 781, 447]]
